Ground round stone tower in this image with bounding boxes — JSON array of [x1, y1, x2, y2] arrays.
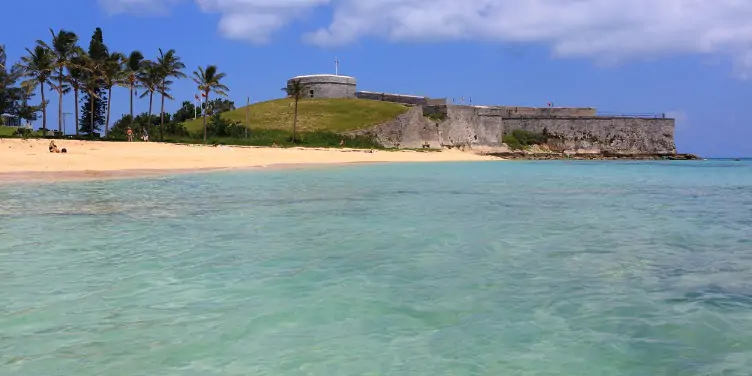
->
[[286, 74, 357, 99]]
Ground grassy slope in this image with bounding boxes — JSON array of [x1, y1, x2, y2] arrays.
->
[[0, 126, 16, 136], [0, 126, 49, 137], [182, 98, 409, 134]]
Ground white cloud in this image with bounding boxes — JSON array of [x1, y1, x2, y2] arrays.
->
[[99, 0, 182, 15], [102, 0, 752, 76]]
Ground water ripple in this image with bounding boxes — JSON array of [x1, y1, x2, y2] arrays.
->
[[1, 160, 752, 375]]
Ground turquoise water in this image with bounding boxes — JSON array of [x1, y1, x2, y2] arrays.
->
[[2, 160, 752, 375]]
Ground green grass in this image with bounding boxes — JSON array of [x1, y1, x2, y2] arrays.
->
[[108, 129, 384, 149], [0, 126, 51, 138], [182, 98, 409, 134], [0, 126, 16, 136]]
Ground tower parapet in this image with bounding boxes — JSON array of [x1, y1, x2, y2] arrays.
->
[[287, 74, 356, 99]]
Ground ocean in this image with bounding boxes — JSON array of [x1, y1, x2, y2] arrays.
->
[[1, 160, 751, 375]]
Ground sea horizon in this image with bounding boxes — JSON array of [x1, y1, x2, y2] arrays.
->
[[2, 160, 751, 375]]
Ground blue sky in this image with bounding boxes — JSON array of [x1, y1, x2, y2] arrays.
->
[[3, 0, 751, 157]]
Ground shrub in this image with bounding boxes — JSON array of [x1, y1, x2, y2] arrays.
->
[[502, 129, 548, 150]]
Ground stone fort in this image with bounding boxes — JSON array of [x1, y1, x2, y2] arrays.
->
[[286, 74, 676, 155]]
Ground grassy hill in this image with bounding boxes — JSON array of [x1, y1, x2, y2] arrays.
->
[[0, 126, 16, 136], [182, 98, 409, 134]]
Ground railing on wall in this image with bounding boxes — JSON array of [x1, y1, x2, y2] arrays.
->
[[595, 111, 669, 118]]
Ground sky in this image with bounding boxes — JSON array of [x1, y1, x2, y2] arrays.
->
[[2, 0, 751, 157]]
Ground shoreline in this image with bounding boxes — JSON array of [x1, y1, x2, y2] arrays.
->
[[0, 139, 498, 184], [481, 151, 701, 161], [0, 162, 389, 184]]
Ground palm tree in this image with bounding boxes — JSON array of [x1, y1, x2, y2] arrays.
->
[[78, 55, 103, 138], [42, 29, 78, 136], [192, 65, 229, 143], [283, 79, 308, 143], [124, 50, 144, 130], [67, 51, 87, 137], [101, 51, 125, 137], [138, 61, 159, 132], [19, 45, 54, 136], [155, 48, 185, 141]]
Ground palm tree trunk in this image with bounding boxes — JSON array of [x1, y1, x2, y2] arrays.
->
[[40, 83, 47, 137], [292, 98, 298, 143], [89, 96, 95, 139], [105, 86, 112, 138], [159, 87, 165, 142], [129, 84, 134, 129], [74, 89, 79, 137], [203, 92, 209, 144], [148, 91, 153, 134], [58, 71, 63, 136]]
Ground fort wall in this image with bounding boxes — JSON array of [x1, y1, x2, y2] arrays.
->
[[502, 116, 676, 154], [347, 105, 676, 154], [355, 91, 447, 106]]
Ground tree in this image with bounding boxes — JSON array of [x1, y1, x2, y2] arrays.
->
[[78, 28, 108, 136], [78, 55, 104, 136], [172, 100, 199, 123], [155, 48, 185, 141], [204, 98, 235, 116], [0, 45, 24, 118], [17, 90, 40, 124], [138, 61, 159, 134], [102, 51, 125, 137], [19, 45, 54, 135], [67, 52, 87, 136], [43, 29, 79, 135], [283, 79, 308, 143], [192, 65, 229, 143], [124, 50, 144, 130]]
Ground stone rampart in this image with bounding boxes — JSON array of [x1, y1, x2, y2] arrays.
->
[[346, 105, 503, 149], [347, 105, 676, 154], [355, 91, 429, 105], [503, 116, 676, 154]]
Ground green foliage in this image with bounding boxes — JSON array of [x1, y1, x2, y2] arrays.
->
[[108, 112, 188, 139], [172, 100, 199, 123], [171, 130, 381, 149], [19, 44, 55, 133], [78, 28, 108, 134], [284, 79, 308, 99], [0, 45, 26, 117], [425, 112, 447, 122], [205, 113, 245, 138], [204, 98, 234, 115], [502, 129, 548, 150]]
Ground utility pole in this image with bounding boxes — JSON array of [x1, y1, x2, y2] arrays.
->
[[245, 96, 250, 139], [334, 56, 339, 76]]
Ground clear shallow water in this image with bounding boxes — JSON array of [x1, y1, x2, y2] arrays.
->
[[2, 160, 752, 375]]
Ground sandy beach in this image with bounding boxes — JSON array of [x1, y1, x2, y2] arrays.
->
[[0, 139, 496, 182]]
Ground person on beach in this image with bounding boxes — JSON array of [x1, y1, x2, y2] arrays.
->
[[126, 127, 134, 142], [49, 140, 59, 153], [142, 128, 149, 142]]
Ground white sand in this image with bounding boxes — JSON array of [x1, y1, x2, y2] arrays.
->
[[0, 139, 497, 182]]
